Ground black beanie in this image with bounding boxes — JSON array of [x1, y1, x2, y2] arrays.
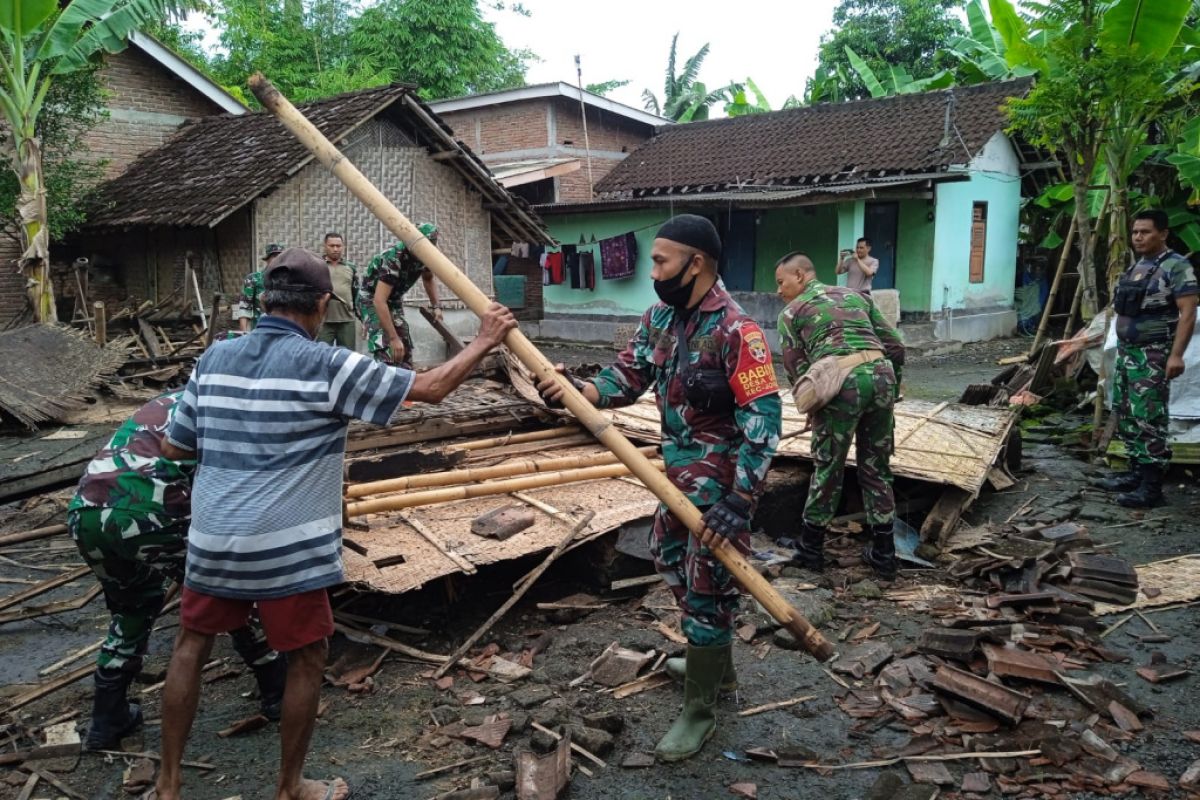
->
[[655, 214, 721, 261]]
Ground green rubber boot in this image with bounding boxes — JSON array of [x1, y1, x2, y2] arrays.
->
[[665, 645, 737, 692], [655, 643, 728, 762]]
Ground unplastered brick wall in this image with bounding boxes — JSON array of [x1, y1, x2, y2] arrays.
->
[[252, 118, 493, 306], [551, 98, 651, 156], [556, 157, 625, 203], [85, 47, 227, 178], [0, 238, 25, 325], [439, 99, 550, 156]]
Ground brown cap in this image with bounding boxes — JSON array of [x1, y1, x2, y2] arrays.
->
[[263, 247, 332, 294]]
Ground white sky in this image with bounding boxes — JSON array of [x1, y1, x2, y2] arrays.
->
[[483, 0, 841, 113]]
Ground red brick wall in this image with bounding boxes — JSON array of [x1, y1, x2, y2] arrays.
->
[[439, 99, 551, 156], [85, 47, 227, 178], [551, 98, 649, 155], [0, 238, 26, 327]]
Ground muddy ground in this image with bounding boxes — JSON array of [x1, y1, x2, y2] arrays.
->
[[1, 336, 1198, 800]]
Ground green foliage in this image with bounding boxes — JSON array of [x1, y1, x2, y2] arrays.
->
[[585, 79, 629, 96], [724, 78, 777, 116], [807, 0, 965, 102], [843, 45, 954, 97], [641, 33, 731, 121], [0, 65, 107, 241], [201, 0, 530, 103], [0, 0, 57, 37]]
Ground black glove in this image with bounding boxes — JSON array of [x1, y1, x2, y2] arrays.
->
[[701, 493, 753, 540], [541, 371, 587, 409]]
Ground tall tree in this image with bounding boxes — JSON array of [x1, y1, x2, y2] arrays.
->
[[642, 33, 731, 122], [807, 0, 965, 102], [0, 0, 181, 322]]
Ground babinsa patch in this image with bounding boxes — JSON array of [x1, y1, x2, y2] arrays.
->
[[730, 323, 778, 406]]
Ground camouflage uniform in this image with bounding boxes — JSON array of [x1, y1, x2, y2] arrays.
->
[[233, 270, 265, 329], [357, 224, 437, 367], [66, 393, 275, 674], [1113, 250, 1198, 469], [589, 281, 782, 646], [778, 281, 905, 527]]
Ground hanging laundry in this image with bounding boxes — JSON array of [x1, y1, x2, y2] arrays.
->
[[493, 255, 509, 276], [545, 251, 565, 285], [540, 251, 550, 285], [563, 245, 581, 290], [600, 232, 638, 280], [580, 252, 596, 291]]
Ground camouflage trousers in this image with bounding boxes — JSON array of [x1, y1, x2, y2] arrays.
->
[[651, 503, 744, 647], [67, 508, 275, 674], [1114, 342, 1172, 469], [360, 305, 414, 368], [804, 360, 897, 527]]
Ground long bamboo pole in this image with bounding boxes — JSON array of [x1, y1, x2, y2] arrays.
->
[[1030, 215, 1077, 355], [249, 74, 835, 662], [346, 445, 657, 498], [345, 461, 665, 517]]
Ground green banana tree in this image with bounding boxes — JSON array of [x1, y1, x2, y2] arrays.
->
[[943, 0, 1037, 83], [843, 46, 955, 97], [0, 0, 175, 323]]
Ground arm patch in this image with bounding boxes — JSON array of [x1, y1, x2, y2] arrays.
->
[[729, 324, 779, 406]]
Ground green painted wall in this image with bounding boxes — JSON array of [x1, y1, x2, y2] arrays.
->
[[542, 209, 670, 316], [895, 199, 935, 312], [754, 205, 839, 290]]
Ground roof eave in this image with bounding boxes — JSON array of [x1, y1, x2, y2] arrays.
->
[[128, 32, 246, 115]]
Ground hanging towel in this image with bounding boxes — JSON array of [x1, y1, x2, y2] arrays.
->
[[580, 252, 596, 291], [600, 232, 637, 280]]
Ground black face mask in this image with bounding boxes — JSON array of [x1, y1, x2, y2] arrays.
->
[[654, 256, 697, 308]]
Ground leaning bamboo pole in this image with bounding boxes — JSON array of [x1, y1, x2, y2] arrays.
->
[[249, 74, 835, 662], [345, 461, 665, 517], [346, 445, 657, 498], [1030, 215, 1077, 355]]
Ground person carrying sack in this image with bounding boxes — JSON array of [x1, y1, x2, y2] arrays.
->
[[774, 252, 905, 579]]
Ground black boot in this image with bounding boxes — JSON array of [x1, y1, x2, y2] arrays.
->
[[1117, 464, 1165, 509], [791, 522, 826, 571], [1095, 468, 1140, 492], [861, 522, 898, 581], [85, 668, 142, 751], [252, 656, 288, 721]]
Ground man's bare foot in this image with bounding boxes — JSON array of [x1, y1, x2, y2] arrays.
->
[[145, 787, 173, 800], [279, 777, 350, 800]]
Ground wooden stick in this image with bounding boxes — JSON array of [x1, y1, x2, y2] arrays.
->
[[203, 293, 221, 347], [1100, 613, 1135, 638], [249, 74, 835, 663], [432, 513, 594, 679], [93, 302, 107, 347], [28, 769, 86, 800], [332, 622, 448, 665], [415, 754, 491, 780], [0, 564, 90, 613], [397, 511, 476, 574], [15, 771, 38, 800], [446, 427, 583, 453], [0, 523, 68, 547], [346, 446, 656, 498], [529, 721, 607, 768], [737, 695, 816, 717], [39, 637, 104, 676], [3, 664, 93, 714], [0, 584, 102, 626], [346, 462, 663, 517], [1031, 214, 1078, 354], [91, 750, 215, 771], [788, 749, 1041, 771], [1135, 610, 1160, 635], [0, 744, 81, 767]]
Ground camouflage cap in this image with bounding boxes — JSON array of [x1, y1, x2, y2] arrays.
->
[[262, 242, 285, 260]]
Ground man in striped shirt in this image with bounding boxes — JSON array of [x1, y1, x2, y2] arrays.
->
[[155, 247, 516, 800]]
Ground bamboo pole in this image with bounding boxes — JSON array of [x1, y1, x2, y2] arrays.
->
[[1030, 215, 1077, 355], [445, 426, 582, 453], [345, 461, 665, 517], [346, 445, 657, 498], [0, 523, 68, 548], [249, 73, 834, 662], [93, 302, 106, 346]]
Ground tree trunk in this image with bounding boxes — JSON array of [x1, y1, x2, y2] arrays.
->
[[13, 134, 56, 323], [1068, 146, 1099, 320]]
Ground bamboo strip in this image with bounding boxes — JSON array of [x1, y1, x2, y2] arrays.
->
[[397, 511, 476, 574], [346, 461, 664, 517], [0, 564, 89, 612], [893, 401, 949, 448], [446, 426, 583, 453], [347, 446, 656, 498]]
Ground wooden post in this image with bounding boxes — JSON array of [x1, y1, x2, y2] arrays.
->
[[204, 293, 222, 347], [248, 73, 835, 662], [93, 301, 106, 346], [1030, 215, 1077, 355]]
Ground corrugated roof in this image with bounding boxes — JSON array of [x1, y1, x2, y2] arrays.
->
[[86, 83, 552, 244], [596, 79, 1032, 197]]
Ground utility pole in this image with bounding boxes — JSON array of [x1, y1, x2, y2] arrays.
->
[[574, 54, 595, 200]]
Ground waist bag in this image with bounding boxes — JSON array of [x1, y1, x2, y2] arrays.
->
[[791, 350, 883, 414]]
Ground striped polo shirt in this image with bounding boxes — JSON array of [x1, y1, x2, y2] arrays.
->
[[167, 315, 412, 599]]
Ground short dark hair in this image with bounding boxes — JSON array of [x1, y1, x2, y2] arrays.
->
[[857, 237, 871, 246], [324, 232, 343, 242], [262, 273, 325, 314], [775, 251, 813, 270], [1133, 209, 1169, 232]]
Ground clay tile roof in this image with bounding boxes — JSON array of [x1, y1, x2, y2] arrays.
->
[[86, 83, 551, 244], [596, 79, 1032, 197]]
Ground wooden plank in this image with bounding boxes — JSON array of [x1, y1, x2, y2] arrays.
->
[[136, 317, 163, 359], [919, 486, 973, 548], [418, 306, 465, 356], [0, 584, 103, 627], [2, 664, 94, 714], [0, 565, 90, 613]]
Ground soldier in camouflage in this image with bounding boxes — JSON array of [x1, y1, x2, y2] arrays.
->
[[66, 392, 287, 751], [775, 252, 905, 580], [1096, 209, 1197, 507], [356, 223, 444, 368], [539, 215, 781, 763], [233, 243, 283, 333]]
